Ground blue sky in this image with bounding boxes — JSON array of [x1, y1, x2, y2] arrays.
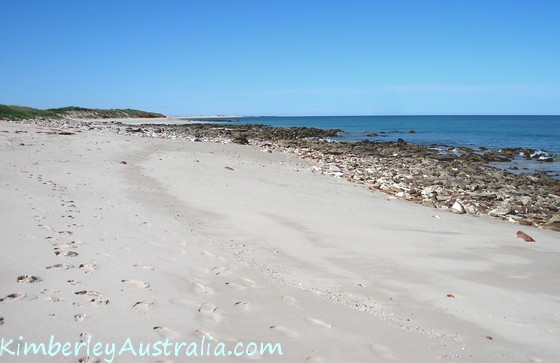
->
[[1, 0, 559, 116]]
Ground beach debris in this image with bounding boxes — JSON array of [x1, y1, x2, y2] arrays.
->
[[224, 166, 234, 171], [17, 275, 42, 283], [119, 160, 127, 165], [485, 335, 493, 340], [446, 294, 455, 298], [58, 131, 74, 135], [516, 230, 535, 242]]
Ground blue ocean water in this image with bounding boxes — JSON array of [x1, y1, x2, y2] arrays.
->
[[230, 115, 560, 177]]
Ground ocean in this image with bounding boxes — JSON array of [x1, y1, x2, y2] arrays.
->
[[223, 115, 560, 178]]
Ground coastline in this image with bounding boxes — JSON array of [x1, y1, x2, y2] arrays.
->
[[49, 117, 560, 231], [1, 117, 560, 362]]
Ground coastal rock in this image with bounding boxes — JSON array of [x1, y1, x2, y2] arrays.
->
[[421, 186, 438, 198], [488, 207, 513, 217], [451, 201, 466, 214], [328, 164, 341, 173], [516, 230, 535, 242], [232, 136, 249, 145]]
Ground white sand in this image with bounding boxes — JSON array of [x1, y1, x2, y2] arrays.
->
[[1, 120, 559, 362]]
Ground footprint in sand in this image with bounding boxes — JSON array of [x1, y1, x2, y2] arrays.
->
[[210, 266, 232, 276], [54, 249, 79, 257], [193, 329, 217, 342], [122, 279, 150, 289], [191, 279, 215, 294], [0, 316, 4, 325], [224, 282, 246, 291], [17, 275, 42, 283], [79, 263, 97, 273], [67, 279, 80, 286], [269, 325, 298, 338], [52, 241, 79, 249], [79, 332, 91, 342], [133, 263, 156, 270], [89, 298, 110, 305], [280, 295, 297, 305], [234, 300, 249, 311], [78, 357, 99, 363], [0, 292, 26, 302], [201, 251, 227, 262], [46, 263, 74, 270], [240, 277, 263, 288], [46, 297, 64, 302], [369, 344, 399, 360], [58, 230, 73, 236], [153, 326, 182, 340], [306, 356, 323, 362], [40, 288, 59, 295], [74, 290, 109, 305], [132, 300, 153, 313], [198, 302, 223, 322], [75, 290, 101, 297], [304, 317, 333, 328], [74, 314, 86, 322]]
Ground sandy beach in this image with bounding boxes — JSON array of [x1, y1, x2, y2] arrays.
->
[[1, 119, 559, 362]]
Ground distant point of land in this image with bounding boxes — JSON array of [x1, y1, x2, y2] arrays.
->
[[0, 104, 166, 121]]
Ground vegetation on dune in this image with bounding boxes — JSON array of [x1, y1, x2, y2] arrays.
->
[[0, 104, 165, 120]]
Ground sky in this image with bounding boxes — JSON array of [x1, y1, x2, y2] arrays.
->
[[1, 0, 559, 116]]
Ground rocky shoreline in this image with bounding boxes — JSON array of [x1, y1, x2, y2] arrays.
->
[[9, 118, 560, 232]]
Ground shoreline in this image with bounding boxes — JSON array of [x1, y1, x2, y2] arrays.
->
[[17, 117, 558, 232], [1, 118, 560, 362]]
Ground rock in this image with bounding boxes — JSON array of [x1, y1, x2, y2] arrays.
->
[[328, 164, 341, 173], [515, 230, 535, 242], [421, 186, 438, 197], [488, 207, 512, 217], [465, 204, 479, 214], [232, 136, 249, 145], [451, 201, 466, 214], [430, 154, 457, 162], [367, 132, 378, 137]]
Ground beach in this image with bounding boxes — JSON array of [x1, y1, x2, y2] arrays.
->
[[1, 119, 559, 362]]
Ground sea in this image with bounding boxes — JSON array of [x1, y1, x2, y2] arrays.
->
[[209, 115, 560, 178]]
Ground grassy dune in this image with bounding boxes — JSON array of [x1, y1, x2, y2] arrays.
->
[[0, 105, 165, 120]]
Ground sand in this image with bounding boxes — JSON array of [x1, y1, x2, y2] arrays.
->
[[1, 120, 559, 362]]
